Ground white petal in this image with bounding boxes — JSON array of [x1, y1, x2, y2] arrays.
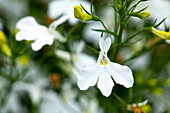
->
[[77, 64, 101, 90], [166, 40, 170, 44], [16, 30, 44, 41], [16, 16, 38, 30], [50, 15, 68, 29], [99, 37, 111, 53], [103, 37, 111, 53], [138, 100, 148, 106], [48, 1, 68, 19], [53, 31, 67, 42], [16, 16, 46, 31], [75, 53, 96, 68], [31, 33, 54, 51], [107, 62, 134, 88], [16, 16, 49, 41], [99, 38, 105, 52], [97, 68, 114, 97]]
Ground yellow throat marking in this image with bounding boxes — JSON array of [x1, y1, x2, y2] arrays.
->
[[100, 60, 108, 65]]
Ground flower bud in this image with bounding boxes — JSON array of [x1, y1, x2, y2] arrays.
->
[[0, 31, 7, 44], [138, 11, 150, 18], [74, 5, 92, 20], [151, 27, 170, 40], [0, 31, 12, 57]]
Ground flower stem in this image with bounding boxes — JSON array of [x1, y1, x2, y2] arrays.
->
[[113, 93, 127, 106]]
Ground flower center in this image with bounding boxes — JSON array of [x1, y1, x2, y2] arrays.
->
[[100, 55, 108, 65], [47, 29, 52, 34]]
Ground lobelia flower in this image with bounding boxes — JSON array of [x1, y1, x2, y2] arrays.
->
[[77, 37, 134, 97], [16, 16, 68, 51]]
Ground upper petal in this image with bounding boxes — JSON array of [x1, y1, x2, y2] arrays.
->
[[16, 16, 46, 31], [104, 37, 111, 53], [99, 38, 105, 52], [16, 16, 49, 41], [107, 62, 134, 88], [99, 37, 111, 53], [16, 16, 38, 30], [97, 68, 114, 97], [49, 15, 68, 29], [77, 64, 101, 90]]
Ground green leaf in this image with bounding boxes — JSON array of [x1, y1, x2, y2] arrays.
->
[[86, 45, 99, 54], [92, 29, 118, 37], [154, 17, 167, 28], [80, 4, 91, 15]]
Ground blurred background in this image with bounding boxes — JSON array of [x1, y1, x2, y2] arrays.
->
[[0, 0, 170, 113]]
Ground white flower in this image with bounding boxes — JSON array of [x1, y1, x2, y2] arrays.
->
[[55, 40, 96, 81], [13, 78, 48, 104], [79, 96, 104, 113], [16, 16, 68, 51], [71, 40, 96, 69], [40, 91, 82, 113], [48, 0, 91, 25], [77, 37, 134, 97]]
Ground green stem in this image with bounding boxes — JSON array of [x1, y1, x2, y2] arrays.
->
[[0, 56, 15, 111], [99, 19, 109, 32], [113, 93, 127, 106], [112, 23, 124, 61]]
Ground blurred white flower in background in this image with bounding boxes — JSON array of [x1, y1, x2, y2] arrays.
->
[[13, 78, 49, 104], [40, 91, 79, 113], [55, 40, 96, 81], [60, 81, 104, 113], [147, 87, 170, 113], [16, 16, 68, 51], [71, 40, 96, 69], [1, 91, 25, 113], [77, 37, 134, 97], [48, 0, 91, 25], [79, 96, 104, 113], [61, 82, 82, 113]]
